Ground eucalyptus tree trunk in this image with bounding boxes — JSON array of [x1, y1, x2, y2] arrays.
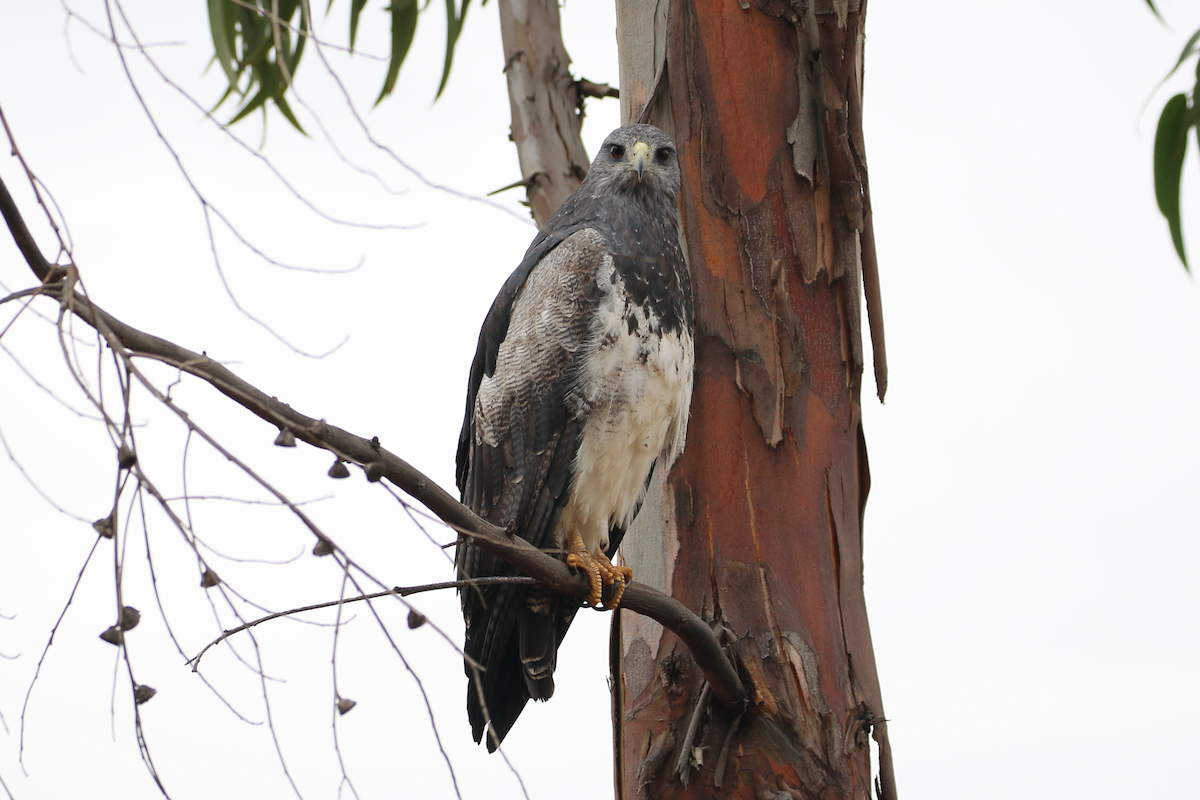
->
[[496, 0, 591, 224], [612, 2, 896, 798]]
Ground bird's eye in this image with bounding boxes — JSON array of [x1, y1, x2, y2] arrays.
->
[[655, 147, 673, 163], [609, 144, 626, 159]]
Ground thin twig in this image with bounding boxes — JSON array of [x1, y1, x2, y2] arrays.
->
[[188, 577, 538, 671], [0, 423, 92, 522], [344, 572, 463, 800], [247, 619, 305, 800], [298, 0, 537, 228], [116, 570, 172, 798], [161, 493, 333, 508], [19, 537, 103, 772], [329, 562, 361, 800], [101, 2, 352, 359], [137, 477, 263, 725], [0, 341, 104, 420], [111, 1, 418, 235]]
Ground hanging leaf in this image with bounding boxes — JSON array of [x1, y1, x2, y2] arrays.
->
[[1144, 0, 1163, 23], [435, 0, 470, 99], [240, 9, 274, 68], [278, 0, 301, 22], [1153, 93, 1191, 270], [228, 87, 270, 126], [285, 1, 308, 75], [207, 0, 471, 133], [1164, 28, 1200, 82], [375, 0, 419, 107], [274, 94, 307, 134], [208, 1, 310, 135], [207, 0, 240, 87], [349, 0, 370, 51]]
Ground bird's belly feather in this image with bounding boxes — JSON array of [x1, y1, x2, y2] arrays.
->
[[558, 267, 694, 554]]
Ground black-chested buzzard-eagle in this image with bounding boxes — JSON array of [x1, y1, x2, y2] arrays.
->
[[456, 124, 694, 750]]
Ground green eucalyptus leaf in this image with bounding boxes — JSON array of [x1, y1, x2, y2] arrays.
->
[[1144, 26, 1200, 102], [242, 18, 275, 68], [375, 0, 418, 106], [273, 94, 307, 134], [253, 62, 276, 104], [279, 0, 300, 21], [222, 1, 241, 69], [207, 0, 239, 86], [284, 5, 307, 81], [210, 0, 464, 125], [210, 81, 237, 114], [435, 0, 470, 99], [1154, 93, 1190, 269], [1145, 0, 1163, 22], [238, 7, 261, 64], [229, 88, 269, 126], [350, 0, 369, 51], [1166, 28, 1200, 81]]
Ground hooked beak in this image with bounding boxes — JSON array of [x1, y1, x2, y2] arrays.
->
[[631, 141, 651, 182]]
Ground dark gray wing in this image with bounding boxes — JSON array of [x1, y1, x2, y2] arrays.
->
[[455, 228, 609, 749], [455, 192, 615, 492]]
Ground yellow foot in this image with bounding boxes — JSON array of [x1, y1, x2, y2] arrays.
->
[[564, 532, 634, 609], [565, 532, 602, 607], [596, 550, 633, 609]]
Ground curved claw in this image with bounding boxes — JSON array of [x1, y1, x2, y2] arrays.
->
[[565, 532, 634, 609], [566, 548, 604, 607], [598, 557, 633, 610]]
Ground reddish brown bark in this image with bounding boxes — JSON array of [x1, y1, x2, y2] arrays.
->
[[613, 1, 894, 798]]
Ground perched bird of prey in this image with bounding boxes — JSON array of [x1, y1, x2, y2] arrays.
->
[[456, 124, 694, 750]]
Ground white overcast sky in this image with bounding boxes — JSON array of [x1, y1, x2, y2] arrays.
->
[[2, 1, 1198, 799]]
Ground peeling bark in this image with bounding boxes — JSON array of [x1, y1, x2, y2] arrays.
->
[[497, 0, 592, 225], [613, 1, 894, 798]]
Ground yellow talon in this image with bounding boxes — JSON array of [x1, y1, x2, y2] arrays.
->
[[565, 537, 603, 606], [564, 532, 633, 609]]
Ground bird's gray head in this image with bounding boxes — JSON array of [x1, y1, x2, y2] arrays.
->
[[583, 124, 681, 201]]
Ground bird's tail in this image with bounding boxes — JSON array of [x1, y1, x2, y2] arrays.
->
[[466, 587, 572, 752], [465, 587, 579, 751], [518, 587, 560, 700]]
